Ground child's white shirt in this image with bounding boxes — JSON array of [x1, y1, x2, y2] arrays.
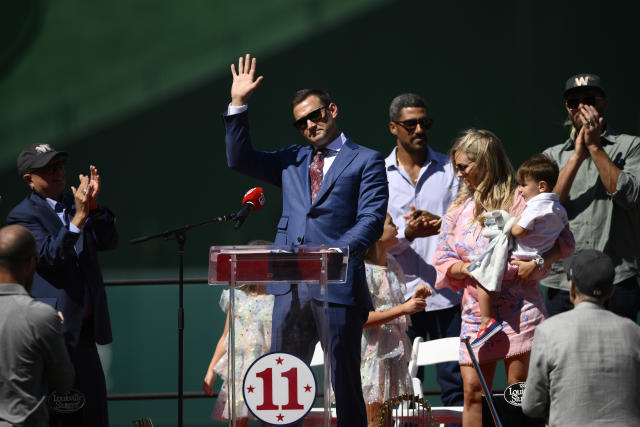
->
[[512, 192, 568, 259]]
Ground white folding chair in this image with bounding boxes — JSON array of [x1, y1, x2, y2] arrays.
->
[[408, 336, 463, 426]]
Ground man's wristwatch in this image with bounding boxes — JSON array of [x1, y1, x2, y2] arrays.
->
[[534, 257, 545, 268]]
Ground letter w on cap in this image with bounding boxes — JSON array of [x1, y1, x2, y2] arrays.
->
[[574, 76, 590, 87]]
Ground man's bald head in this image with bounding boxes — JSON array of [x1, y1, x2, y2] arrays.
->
[[0, 225, 37, 289]]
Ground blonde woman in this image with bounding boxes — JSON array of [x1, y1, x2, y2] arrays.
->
[[433, 129, 574, 427]]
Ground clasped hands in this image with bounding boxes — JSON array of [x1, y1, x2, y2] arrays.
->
[[572, 104, 604, 163], [70, 165, 101, 228], [403, 204, 442, 241]]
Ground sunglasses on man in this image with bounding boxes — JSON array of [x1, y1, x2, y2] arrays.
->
[[28, 158, 67, 175], [393, 117, 433, 132], [566, 96, 598, 109], [293, 107, 327, 131]]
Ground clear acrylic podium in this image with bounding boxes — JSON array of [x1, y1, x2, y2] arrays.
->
[[209, 245, 348, 426]]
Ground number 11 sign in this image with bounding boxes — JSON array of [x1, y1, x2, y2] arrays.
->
[[243, 352, 317, 424]]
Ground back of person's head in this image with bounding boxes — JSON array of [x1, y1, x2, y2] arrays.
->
[[516, 154, 559, 190], [0, 225, 37, 288], [291, 89, 332, 109], [564, 249, 615, 304], [389, 93, 428, 121], [450, 129, 516, 222]]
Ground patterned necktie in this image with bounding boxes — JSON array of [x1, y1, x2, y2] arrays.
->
[[309, 148, 328, 203]]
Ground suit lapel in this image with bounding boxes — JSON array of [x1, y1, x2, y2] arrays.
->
[[29, 192, 65, 234], [300, 146, 313, 204], [312, 139, 359, 205]]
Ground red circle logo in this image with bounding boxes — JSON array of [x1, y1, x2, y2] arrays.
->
[[243, 352, 317, 424]]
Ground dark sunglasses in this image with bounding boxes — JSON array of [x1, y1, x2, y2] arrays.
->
[[29, 158, 67, 174], [393, 117, 433, 132], [293, 107, 327, 131], [566, 96, 597, 109], [455, 162, 473, 173]]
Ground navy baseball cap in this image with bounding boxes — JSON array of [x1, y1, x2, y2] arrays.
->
[[563, 249, 614, 297], [17, 143, 67, 177], [563, 73, 606, 98]]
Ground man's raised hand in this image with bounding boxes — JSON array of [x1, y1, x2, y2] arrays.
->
[[230, 53, 264, 106]]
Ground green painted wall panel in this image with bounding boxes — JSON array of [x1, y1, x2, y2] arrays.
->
[[0, 0, 390, 168]]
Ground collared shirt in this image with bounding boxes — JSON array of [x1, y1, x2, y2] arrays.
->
[[385, 146, 461, 310], [0, 284, 74, 426], [542, 127, 640, 290], [314, 132, 346, 176], [45, 197, 84, 254], [227, 104, 346, 176]]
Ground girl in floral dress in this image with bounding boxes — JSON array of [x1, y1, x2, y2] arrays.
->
[[203, 284, 274, 426], [361, 213, 431, 427]]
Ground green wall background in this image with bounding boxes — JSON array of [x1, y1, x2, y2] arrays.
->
[[2, 1, 639, 425]]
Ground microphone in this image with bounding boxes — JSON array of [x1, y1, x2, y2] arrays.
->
[[234, 187, 265, 229]]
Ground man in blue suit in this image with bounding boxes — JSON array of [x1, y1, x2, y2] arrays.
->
[[223, 54, 388, 426], [7, 143, 117, 427]]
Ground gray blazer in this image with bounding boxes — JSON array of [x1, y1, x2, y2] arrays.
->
[[522, 301, 640, 426], [0, 284, 74, 426]]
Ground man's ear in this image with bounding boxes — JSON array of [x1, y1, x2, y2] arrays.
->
[[539, 180, 550, 193], [389, 121, 398, 137], [327, 102, 338, 119], [22, 174, 33, 189]]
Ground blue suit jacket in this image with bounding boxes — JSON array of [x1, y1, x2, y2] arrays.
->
[[7, 192, 117, 348], [224, 111, 388, 310]]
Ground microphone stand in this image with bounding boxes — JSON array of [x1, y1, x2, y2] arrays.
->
[[130, 212, 238, 427]]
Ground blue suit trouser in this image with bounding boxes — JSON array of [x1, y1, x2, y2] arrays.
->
[[271, 285, 368, 427]]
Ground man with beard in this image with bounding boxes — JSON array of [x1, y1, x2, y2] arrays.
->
[[223, 54, 388, 426], [384, 93, 463, 420], [542, 74, 640, 321]]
